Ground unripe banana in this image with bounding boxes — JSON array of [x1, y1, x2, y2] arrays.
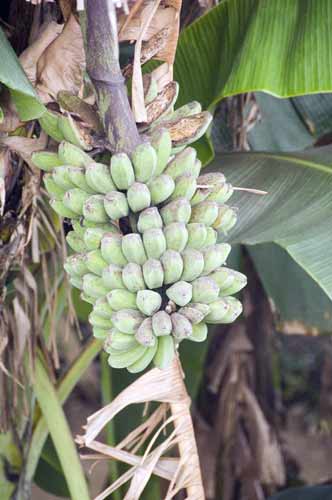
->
[[32, 151, 62, 171], [218, 269, 247, 296], [102, 263, 125, 289], [104, 191, 129, 220], [93, 327, 110, 339], [63, 188, 90, 215], [58, 141, 91, 166], [136, 290, 161, 316], [122, 233, 147, 265], [135, 317, 156, 347], [192, 173, 226, 206], [81, 292, 96, 305], [171, 312, 193, 340], [190, 200, 219, 226], [107, 289, 137, 311], [111, 309, 144, 334], [152, 311, 172, 336], [108, 344, 147, 369], [52, 166, 75, 191], [186, 223, 207, 249], [192, 159, 202, 178], [101, 233, 127, 266], [153, 335, 175, 369], [190, 322, 208, 342], [208, 182, 233, 204], [164, 222, 188, 252], [43, 175, 66, 199], [142, 259, 164, 289], [71, 220, 86, 238], [161, 250, 183, 285], [178, 303, 210, 324], [202, 243, 231, 275], [84, 227, 107, 251], [204, 298, 230, 323], [213, 205, 237, 232], [83, 273, 109, 298], [131, 143, 157, 182], [66, 231, 87, 253], [192, 276, 220, 304], [69, 276, 83, 290], [122, 263, 146, 292], [148, 174, 175, 205], [67, 166, 94, 193], [209, 267, 235, 291], [143, 228, 166, 259], [58, 114, 91, 150], [160, 198, 191, 225], [83, 195, 109, 223], [85, 162, 116, 194], [166, 281, 192, 307], [162, 101, 202, 123], [110, 330, 138, 350], [150, 128, 172, 175], [39, 110, 64, 142], [50, 199, 78, 219], [204, 227, 217, 246], [64, 254, 88, 277], [94, 297, 114, 318], [137, 207, 163, 233], [127, 342, 158, 373], [181, 249, 204, 281], [89, 311, 112, 329], [165, 148, 196, 179], [170, 173, 197, 201], [85, 250, 108, 276], [127, 182, 151, 212], [110, 152, 135, 190]]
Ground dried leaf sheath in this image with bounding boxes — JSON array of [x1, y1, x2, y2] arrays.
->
[[77, 357, 204, 499]]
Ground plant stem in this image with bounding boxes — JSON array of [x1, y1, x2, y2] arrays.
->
[[85, 0, 141, 154]]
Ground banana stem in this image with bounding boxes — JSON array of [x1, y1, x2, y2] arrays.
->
[[85, 0, 141, 154]]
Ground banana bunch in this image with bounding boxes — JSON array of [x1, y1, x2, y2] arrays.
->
[[33, 88, 246, 373]]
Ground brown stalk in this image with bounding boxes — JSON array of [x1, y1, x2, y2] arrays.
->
[[83, 1, 204, 498]]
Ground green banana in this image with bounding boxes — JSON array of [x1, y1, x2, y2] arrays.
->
[[153, 335, 175, 369], [122, 233, 147, 265], [110, 152, 135, 190], [127, 182, 151, 212], [151, 311, 172, 337], [85, 250, 108, 276], [122, 263, 146, 292], [135, 318, 156, 347], [137, 207, 163, 233], [142, 259, 164, 290], [66, 231, 87, 253], [192, 276, 220, 304], [127, 342, 158, 373], [104, 191, 129, 220], [101, 233, 127, 266], [131, 143, 157, 182], [136, 290, 161, 316], [186, 223, 207, 250], [160, 250, 183, 285], [63, 188, 90, 215], [32, 151, 63, 171], [150, 128, 172, 175], [164, 222, 188, 252], [107, 289, 137, 311], [111, 309, 144, 334], [171, 312, 193, 340], [85, 162, 116, 194], [181, 249, 204, 281], [148, 174, 175, 205], [166, 281, 192, 307], [102, 263, 125, 289], [58, 141, 91, 166], [160, 198, 191, 225], [83, 195, 109, 223], [143, 228, 166, 259]]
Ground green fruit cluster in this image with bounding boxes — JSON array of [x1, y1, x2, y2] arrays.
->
[[33, 104, 246, 373]]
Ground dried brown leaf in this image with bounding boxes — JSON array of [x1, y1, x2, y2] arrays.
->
[[36, 14, 85, 103], [119, 1, 181, 68], [0, 135, 47, 168], [19, 21, 63, 86]]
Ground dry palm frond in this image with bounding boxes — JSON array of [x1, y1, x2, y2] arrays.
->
[[77, 356, 205, 499]]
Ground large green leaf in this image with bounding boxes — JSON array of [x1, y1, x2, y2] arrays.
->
[[0, 28, 45, 120], [175, 0, 332, 110], [269, 485, 332, 500], [208, 146, 332, 299], [249, 244, 332, 331]]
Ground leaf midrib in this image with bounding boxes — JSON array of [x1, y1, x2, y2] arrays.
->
[[221, 151, 332, 174]]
